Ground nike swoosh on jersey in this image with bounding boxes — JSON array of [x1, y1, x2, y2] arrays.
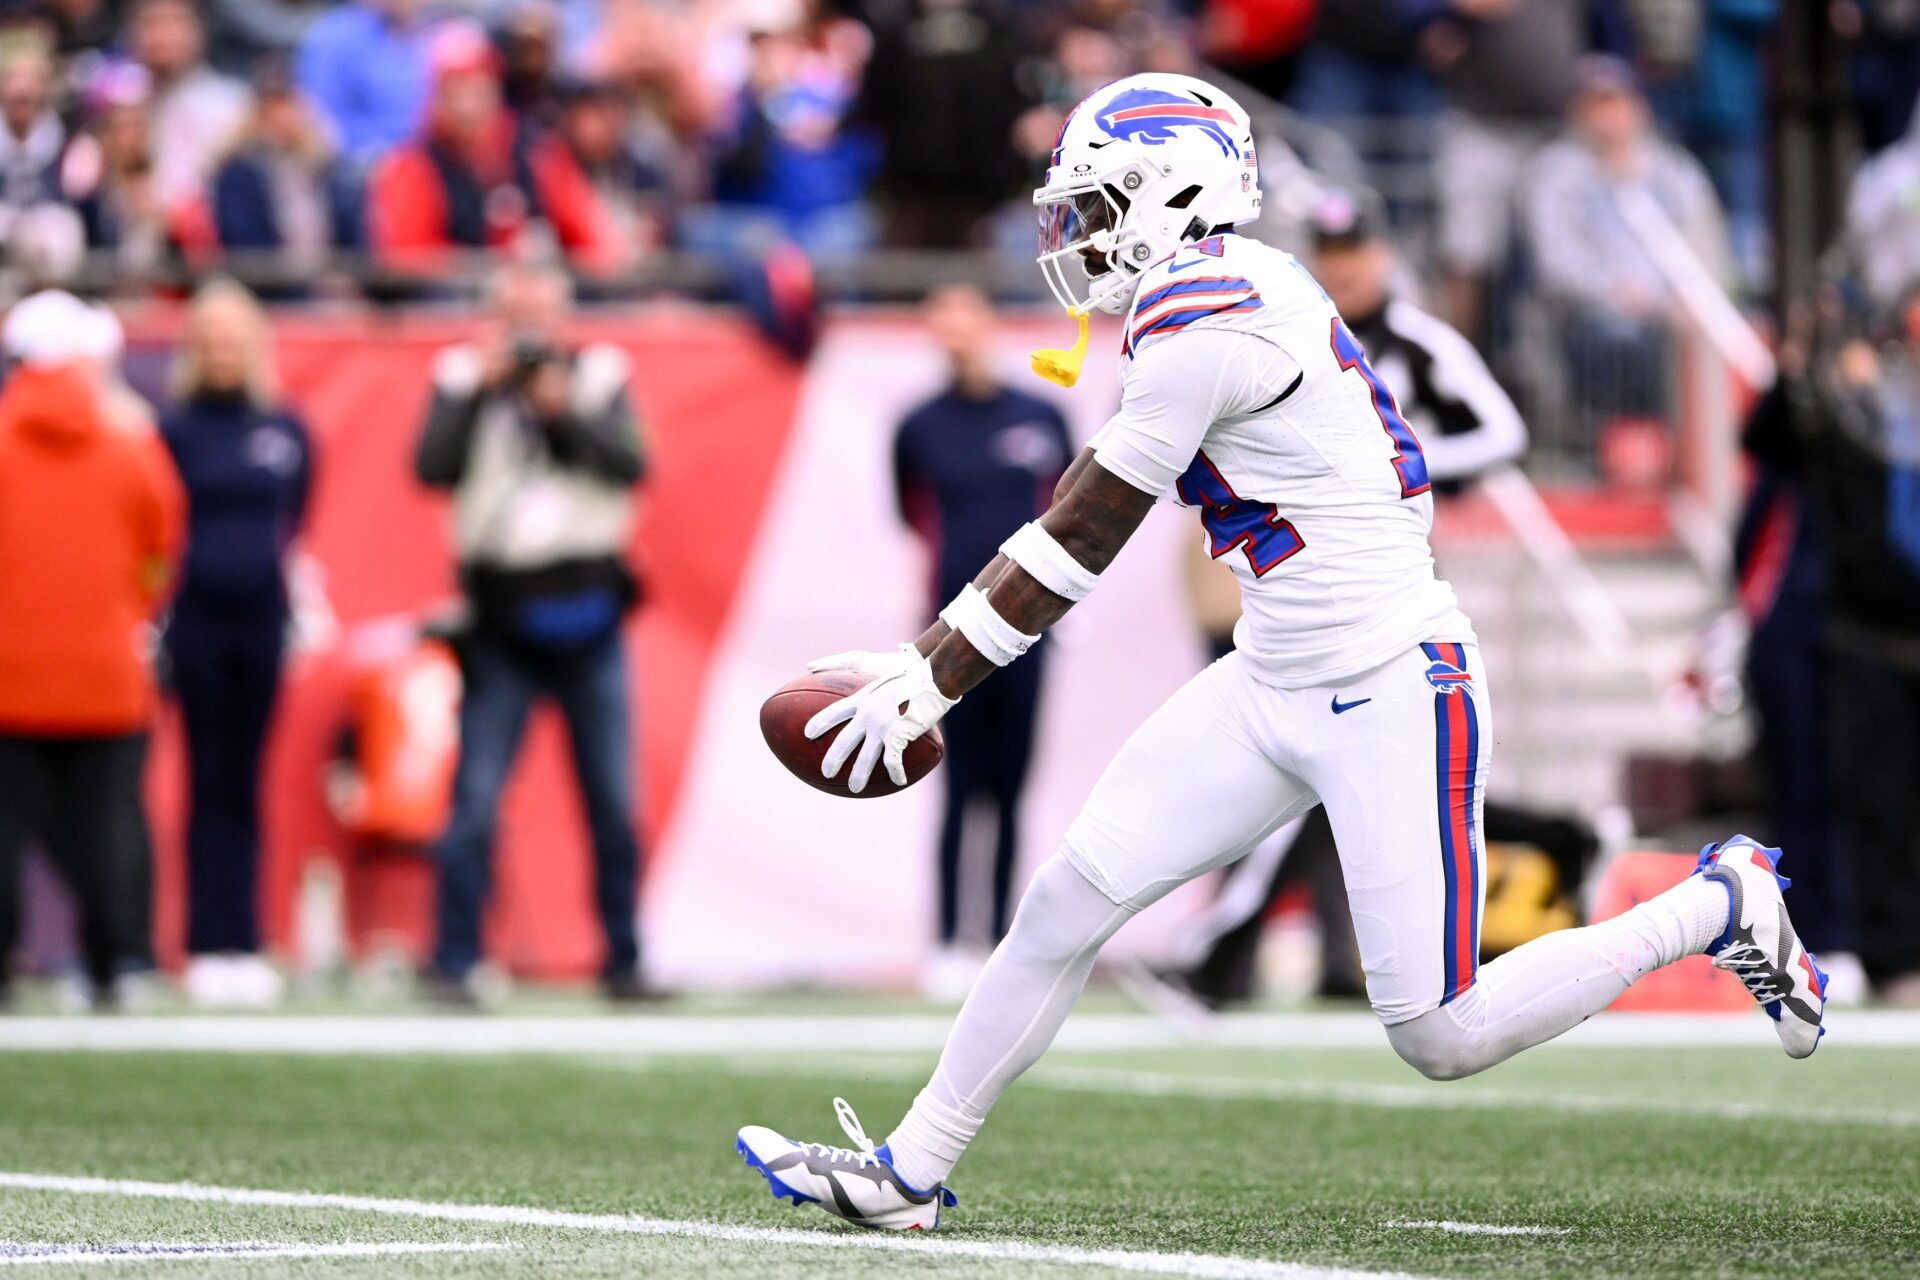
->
[[1330, 695, 1372, 714]]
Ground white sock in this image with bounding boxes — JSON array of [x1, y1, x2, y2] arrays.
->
[[881, 1084, 981, 1193], [883, 856, 1133, 1191], [1656, 868, 1736, 955], [1386, 870, 1732, 1080]]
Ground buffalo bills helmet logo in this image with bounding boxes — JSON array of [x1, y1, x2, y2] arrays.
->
[[1094, 88, 1238, 157], [1425, 660, 1473, 695]]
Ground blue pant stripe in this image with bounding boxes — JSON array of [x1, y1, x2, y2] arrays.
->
[[1433, 680, 1458, 1005], [1461, 672, 1481, 976]]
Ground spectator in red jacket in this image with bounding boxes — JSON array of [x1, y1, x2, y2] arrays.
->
[[366, 20, 624, 278]]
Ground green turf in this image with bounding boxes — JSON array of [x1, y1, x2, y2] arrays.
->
[[0, 1035, 1916, 1278]]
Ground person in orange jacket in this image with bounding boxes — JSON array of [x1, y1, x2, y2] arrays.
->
[[0, 290, 183, 1008]]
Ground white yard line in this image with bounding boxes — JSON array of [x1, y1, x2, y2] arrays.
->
[[1386, 1222, 1573, 1237], [0, 1241, 509, 1266], [1, 1010, 1917, 1054], [0, 1172, 1422, 1280]]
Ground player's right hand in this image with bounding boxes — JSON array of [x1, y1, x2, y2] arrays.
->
[[801, 648, 923, 794], [803, 644, 956, 794]]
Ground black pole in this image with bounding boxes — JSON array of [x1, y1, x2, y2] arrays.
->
[[1770, 0, 1856, 317]]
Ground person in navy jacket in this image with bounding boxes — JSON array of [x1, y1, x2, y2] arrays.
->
[[160, 278, 311, 1009], [892, 286, 1071, 998], [208, 57, 362, 297]]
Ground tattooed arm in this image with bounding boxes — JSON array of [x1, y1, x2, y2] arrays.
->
[[906, 448, 1106, 661], [808, 328, 1294, 792], [914, 448, 1154, 698], [908, 324, 1293, 697]]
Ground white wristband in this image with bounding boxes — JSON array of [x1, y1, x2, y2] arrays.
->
[[1001, 521, 1100, 603], [938, 584, 1039, 667]]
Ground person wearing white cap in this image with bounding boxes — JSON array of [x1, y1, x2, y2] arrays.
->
[[5, 292, 153, 433], [2, 288, 97, 366], [0, 289, 183, 1010]]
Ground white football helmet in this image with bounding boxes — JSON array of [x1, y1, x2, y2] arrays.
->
[[1034, 73, 1261, 317]]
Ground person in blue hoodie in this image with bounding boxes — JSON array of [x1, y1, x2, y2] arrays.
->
[[160, 278, 311, 1009], [690, 5, 878, 262]]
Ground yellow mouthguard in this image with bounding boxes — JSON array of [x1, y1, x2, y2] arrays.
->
[[1030, 309, 1090, 388]]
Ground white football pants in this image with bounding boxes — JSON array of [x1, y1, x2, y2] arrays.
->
[[881, 644, 1725, 1191]]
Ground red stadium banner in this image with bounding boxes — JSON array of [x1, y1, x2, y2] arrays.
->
[[130, 308, 808, 977]]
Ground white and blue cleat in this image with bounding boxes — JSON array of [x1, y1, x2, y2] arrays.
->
[[1695, 835, 1828, 1059], [736, 1098, 956, 1231]]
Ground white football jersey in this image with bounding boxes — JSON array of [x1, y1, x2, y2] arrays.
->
[[1089, 233, 1472, 687]]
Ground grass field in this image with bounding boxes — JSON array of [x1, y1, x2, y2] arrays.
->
[[1, 1003, 1917, 1278]]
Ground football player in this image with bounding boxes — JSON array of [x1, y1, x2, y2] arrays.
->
[[736, 72, 1826, 1231]]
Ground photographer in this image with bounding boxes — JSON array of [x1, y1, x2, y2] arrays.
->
[[414, 262, 650, 1004]]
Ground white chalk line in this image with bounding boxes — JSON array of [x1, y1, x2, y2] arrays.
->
[[657, 1056, 1920, 1130], [0, 1172, 1426, 1280], [1386, 1222, 1574, 1237], [0, 1241, 510, 1266], [4, 1010, 1917, 1055]]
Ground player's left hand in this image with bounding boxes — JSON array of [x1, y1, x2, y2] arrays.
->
[[804, 643, 958, 794]]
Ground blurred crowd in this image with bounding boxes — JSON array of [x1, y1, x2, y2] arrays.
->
[[0, 0, 1194, 291], [0, 0, 1905, 471], [0, 2, 1905, 292]]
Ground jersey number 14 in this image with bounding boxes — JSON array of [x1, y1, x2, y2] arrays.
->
[[1177, 319, 1430, 577]]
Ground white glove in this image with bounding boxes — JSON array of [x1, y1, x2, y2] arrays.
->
[[806, 648, 911, 683], [804, 642, 959, 794]]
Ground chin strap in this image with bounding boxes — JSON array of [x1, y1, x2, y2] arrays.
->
[[1030, 308, 1089, 388]]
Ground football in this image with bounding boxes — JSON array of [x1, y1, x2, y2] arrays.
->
[[759, 669, 945, 798]]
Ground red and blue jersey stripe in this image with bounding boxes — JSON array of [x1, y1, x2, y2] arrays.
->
[[1124, 275, 1262, 357], [1422, 641, 1481, 1006]]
